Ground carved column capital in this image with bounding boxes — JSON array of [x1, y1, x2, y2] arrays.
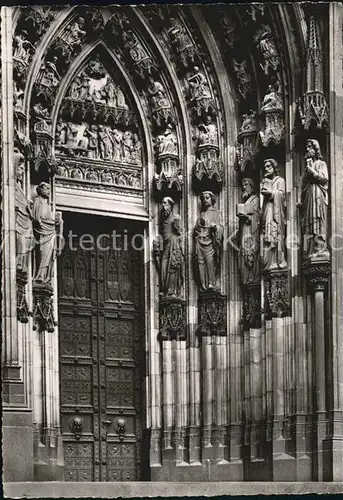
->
[[303, 256, 331, 291]]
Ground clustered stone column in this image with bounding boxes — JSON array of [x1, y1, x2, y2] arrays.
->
[[299, 139, 330, 480]]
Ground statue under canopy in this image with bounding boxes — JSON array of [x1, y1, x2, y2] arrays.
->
[[298, 138, 329, 259], [194, 191, 223, 291], [261, 158, 287, 271]]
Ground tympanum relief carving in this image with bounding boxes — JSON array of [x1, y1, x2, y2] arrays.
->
[[55, 62, 144, 195]]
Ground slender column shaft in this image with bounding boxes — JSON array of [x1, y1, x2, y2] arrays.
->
[[2, 7, 19, 379], [314, 286, 326, 413]]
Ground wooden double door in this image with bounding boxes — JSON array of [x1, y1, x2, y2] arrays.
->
[[58, 213, 145, 481]]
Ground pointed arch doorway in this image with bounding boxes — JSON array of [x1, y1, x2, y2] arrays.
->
[[58, 212, 146, 481]]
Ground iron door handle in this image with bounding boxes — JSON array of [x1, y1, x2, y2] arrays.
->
[[116, 418, 126, 439], [102, 419, 112, 427]]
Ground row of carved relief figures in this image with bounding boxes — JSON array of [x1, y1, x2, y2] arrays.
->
[[55, 121, 142, 164], [154, 139, 329, 298]]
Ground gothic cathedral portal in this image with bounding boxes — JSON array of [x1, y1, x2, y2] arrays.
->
[[3, 4, 343, 487], [58, 213, 145, 481]]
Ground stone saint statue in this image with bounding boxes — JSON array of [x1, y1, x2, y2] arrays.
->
[[236, 178, 260, 285], [198, 116, 218, 145], [154, 197, 184, 297], [298, 139, 329, 259], [32, 182, 63, 286], [261, 158, 287, 270], [157, 124, 178, 156], [194, 191, 223, 291], [15, 150, 34, 275]]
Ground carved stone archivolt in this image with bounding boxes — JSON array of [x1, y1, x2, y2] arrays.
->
[[154, 125, 182, 195], [147, 77, 175, 128], [105, 12, 157, 79], [259, 82, 284, 147], [236, 111, 258, 173], [187, 66, 216, 118], [167, 16, 200, 70], [232, 59, 253, 100], [14, 7, 57, 92], [253, 25, 280, 76]]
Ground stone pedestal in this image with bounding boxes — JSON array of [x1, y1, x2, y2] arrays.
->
[[32, 283, 56, 333]]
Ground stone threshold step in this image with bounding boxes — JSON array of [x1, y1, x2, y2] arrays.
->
[[4, 482, 343, 498]]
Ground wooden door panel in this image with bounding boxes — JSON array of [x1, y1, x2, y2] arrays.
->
[[59, 214, 144, 482], [63, 442, 96, 482]]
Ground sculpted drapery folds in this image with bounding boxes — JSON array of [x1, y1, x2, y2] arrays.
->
[[194, 191, 223, 292], [299, 139, 329, 259], [236, 178, 260, 285], [261, 159, 287, 271], [154, 197, 184, 298], [15, 150, 34, 275], [32, 182, 63, 286]]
